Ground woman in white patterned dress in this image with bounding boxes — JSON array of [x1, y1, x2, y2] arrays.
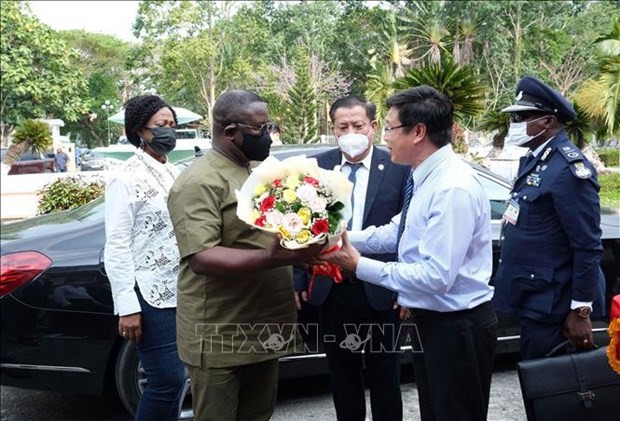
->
[[104, 95, 185, 421]]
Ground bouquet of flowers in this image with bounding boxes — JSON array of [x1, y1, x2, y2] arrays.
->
[[236, 155, 352, 250]]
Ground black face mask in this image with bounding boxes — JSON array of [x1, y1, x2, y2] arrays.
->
[[240, 131, 272, 161], [146, 127, 176, 156]]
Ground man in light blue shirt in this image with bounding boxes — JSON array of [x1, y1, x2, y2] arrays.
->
[[320, 86, 497, 421]]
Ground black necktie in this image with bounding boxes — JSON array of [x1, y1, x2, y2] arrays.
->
[[520, 152, 535, 173], [397, 170, 414, 243], [347, 163, 362, 230]]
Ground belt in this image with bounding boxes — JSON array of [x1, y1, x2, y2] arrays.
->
[[410, 301, 494, 318]]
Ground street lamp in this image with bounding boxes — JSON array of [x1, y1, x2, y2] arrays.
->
[[101, 100, 113, 143]]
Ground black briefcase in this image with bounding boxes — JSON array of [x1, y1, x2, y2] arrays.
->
[[517, 344, 620, 421]]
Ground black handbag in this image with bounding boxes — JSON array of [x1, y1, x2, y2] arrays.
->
[[517, 342, 620, 421]]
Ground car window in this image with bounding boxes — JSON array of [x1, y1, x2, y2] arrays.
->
[[19, 151, 39, 161], [476, 172, 510, 220]]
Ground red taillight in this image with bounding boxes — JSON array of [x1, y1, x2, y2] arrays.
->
[[0, 251, 52, 297]]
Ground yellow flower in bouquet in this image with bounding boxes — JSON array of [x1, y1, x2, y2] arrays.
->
[[236, 155, 352, 250]]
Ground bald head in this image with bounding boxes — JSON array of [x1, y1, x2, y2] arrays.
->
[[213, 90, 266, 129]]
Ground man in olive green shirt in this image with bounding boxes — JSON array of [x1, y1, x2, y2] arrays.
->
[[168, 90, 322, 421]]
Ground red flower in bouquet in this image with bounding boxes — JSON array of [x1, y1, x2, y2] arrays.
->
[[304, 176, 320, 187], [255, 214, 266, 227], [260, 195, 276, 212], [311, 219, 329, 235]]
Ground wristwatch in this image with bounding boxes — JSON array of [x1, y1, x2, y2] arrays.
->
[[573, 306, 592, 318]]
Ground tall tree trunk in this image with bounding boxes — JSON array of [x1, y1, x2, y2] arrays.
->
[[514, 4, 522, 81], [2, 141, 29, 167], [1, 123, 14, 147]]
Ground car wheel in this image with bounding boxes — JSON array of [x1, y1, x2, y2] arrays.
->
[[115, 340, 194, 420], [115, 341, 143, 417]]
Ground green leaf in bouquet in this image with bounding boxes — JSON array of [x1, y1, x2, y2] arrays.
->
[[327, 201, 345, 212], [328, 211, 344, 233]]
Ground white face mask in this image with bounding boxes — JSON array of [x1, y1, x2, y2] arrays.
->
[[338, 131, 371, 158], [506, 115, 549, 147]]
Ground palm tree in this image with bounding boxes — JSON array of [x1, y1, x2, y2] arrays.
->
[[401, 2, 452, 65], [2, 119, 53, 169], [394, 59, 488, 123], [453, 18, 480, 66], [365, 60, 395, 129], [573, 18, 620, 138], [393, 59, 489, 154], [476, 110, 510, 159], [565, 104, 609, 174]]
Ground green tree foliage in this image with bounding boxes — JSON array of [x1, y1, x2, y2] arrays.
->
[[2, 119, 52, 167], [394, 59, 488, 124], [0, 2, 88, 140], [285, 49, 319, 144], [58, 30, 134, 147], [574, 17, 620, 137]]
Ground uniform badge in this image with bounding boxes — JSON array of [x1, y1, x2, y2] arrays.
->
[[573, 162, 592, 179], [378, 164, 385, 171], [562, 146, 572, 152], [540, 147, 552, 162], [568, 152, 579, 158], [526, 173, 541, 187]]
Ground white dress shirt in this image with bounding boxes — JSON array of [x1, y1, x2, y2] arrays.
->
[[349, 145, 495, 312], [339, 146, 373, 231], [104, 148, 181, 316]]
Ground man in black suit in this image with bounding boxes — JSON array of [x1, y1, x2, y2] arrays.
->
[[294, 96, 410, 421]]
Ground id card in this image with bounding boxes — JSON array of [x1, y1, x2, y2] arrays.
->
[[503, 199, 520, 225]]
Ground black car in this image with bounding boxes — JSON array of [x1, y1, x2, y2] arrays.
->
[[2, 145, 619, 418]]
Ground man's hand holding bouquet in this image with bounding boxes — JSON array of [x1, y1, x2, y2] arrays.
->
[[236, 155, 352, 287]]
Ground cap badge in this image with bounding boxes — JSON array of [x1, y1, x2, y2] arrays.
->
[[516, 91, 523, 101]]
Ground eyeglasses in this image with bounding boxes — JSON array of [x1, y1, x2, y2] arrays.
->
[[235, 121, 274, 136], [509, 113, 547, 123], [384, 124, 410, 133]]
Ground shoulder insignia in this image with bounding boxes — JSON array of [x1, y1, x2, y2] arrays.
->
[[558, 144, 583, 163], [572, 162, 592, 179]]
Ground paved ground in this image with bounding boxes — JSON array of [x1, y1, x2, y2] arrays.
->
[[1, 357, 525, 420]]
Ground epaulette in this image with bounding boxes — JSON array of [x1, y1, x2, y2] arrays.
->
[[558, 144, 584, 163]]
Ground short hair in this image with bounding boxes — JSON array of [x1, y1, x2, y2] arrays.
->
[[329, 95, 376, 123], [124, 95, 177, 148], [270, 122, 281, 134], [386, 86, 453, 148], [212, 90, 266, 130]]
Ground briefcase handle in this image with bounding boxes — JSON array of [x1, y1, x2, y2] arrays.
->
[[546, 340, 599, 357]]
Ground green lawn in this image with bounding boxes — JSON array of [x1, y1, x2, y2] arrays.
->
[[600, 171, 620, 210]]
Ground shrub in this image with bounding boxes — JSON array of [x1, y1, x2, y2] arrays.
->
[[599, 172, 620, 209], [37, 176, 104, 214], [597, 148, 620, 167]]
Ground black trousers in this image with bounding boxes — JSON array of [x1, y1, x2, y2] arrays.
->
[[411, 301, 497, 421], [320, 281, 403, 421], [519, 316, 566, 361]]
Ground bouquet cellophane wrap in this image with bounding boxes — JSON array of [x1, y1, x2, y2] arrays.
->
[[236, 155, 353, 250]]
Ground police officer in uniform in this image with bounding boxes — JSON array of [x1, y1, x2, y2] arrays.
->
[[493, 76, 605, 361]]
